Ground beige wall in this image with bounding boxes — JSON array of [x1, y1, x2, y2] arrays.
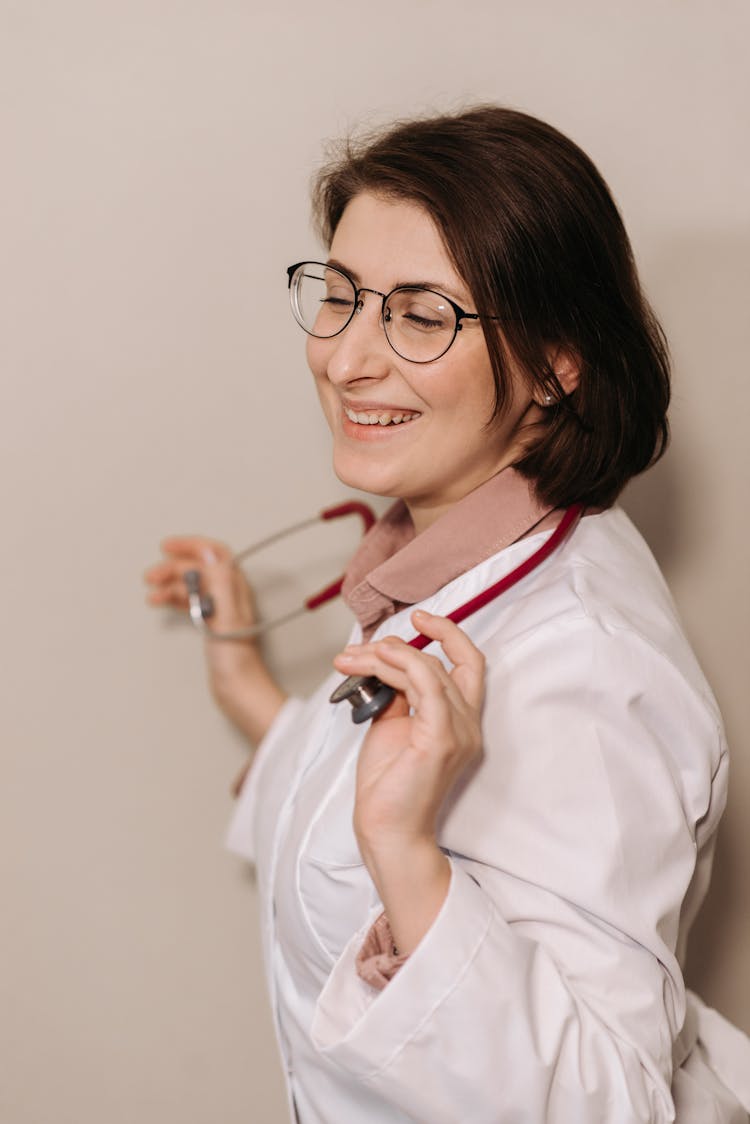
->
[[2, 2, 748, 1121]]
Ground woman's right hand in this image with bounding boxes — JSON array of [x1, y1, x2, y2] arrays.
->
[[144, 536, 286, 747]]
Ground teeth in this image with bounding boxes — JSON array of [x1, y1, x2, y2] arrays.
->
[[345, 407, 419, 426]]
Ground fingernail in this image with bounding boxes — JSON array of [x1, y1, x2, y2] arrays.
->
[[413, 609, 430, 619], [203, 549, 217, 564], [336, 652, 355, 664]]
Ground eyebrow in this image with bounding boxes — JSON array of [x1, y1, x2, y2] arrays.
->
[[325, 257, 469, 306]]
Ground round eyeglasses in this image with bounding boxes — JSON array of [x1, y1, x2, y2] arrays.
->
[[287, 261, 497, 364]]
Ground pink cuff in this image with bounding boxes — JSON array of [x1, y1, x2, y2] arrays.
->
[[355, 913, 409, 991]]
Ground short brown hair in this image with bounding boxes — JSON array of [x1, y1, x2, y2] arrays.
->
[[312, 106, 670, 509]]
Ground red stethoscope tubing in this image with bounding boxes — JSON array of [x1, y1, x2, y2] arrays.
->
[[330, 502, 585, 722], [304, 502, 377, 610], [406, 501, 584, 651]]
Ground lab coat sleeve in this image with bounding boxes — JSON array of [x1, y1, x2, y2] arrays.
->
[[310, 616, 727, 1123], [225, 695, 307, 864]]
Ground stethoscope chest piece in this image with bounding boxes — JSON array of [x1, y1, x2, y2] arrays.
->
[[329, 675, 396, 725]]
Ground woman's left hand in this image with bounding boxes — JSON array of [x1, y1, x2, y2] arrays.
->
[[333, 609, 486, 859]]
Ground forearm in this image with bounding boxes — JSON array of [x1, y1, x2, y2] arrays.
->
[[208, 643, 287, 747], [359, 837, 451, 955]]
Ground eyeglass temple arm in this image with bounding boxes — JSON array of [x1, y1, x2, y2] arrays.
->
[[304, 502, 377, 611]]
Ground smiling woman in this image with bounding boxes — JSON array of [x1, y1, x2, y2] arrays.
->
[[306, 193, 536, 531], [145, 106, 750, 1123]]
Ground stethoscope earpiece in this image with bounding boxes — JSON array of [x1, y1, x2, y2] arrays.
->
[[329, 675, 396, 724], [184, 569, 216, 622]]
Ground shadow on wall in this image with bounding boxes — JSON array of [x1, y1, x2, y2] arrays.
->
[[621, 453, 686, 573], [621, 230, 750, 1028]]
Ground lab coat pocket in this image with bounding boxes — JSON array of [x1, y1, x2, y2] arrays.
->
[[298, 754, 377, 964]]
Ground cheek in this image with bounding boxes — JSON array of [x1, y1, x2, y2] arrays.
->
[[428, 352, 498, 423]]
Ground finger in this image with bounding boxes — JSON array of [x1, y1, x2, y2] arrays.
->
[[411, 610, 486, 709], [143, 557, 208, 589], [374, 640, 465, 717], [146, 580, 190, 609], [336, 638, 460, 713], [343, 641, 463, 728], [143, 560, 182, 585], [144, 539, 230, 591], [339, 635, 447, 668], [333, 641, 451, 714], [332, 647, 413, 698], [160, 536, 232, 564]]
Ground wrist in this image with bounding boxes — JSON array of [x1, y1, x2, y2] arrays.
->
[[360, 837, 451, 956], [361, 834, 447, 888], [357, 829, 440, 872], [207, 639, 265, 695]]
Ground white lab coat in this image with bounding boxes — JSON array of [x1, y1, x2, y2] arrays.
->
[[227, 507, 750, 1123]]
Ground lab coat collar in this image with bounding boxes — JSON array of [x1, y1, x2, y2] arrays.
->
[[342, 467, 558, 637]]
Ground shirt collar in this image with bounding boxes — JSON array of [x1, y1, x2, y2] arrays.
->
[[342, 467, 558, 637]]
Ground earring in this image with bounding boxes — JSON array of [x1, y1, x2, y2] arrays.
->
[[542, 393, 553, 405]]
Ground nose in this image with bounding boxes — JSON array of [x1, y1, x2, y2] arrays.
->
[[322, 290, 393, 385]]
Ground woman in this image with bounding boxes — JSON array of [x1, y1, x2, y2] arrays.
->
[[145, 107, 750, 1122]]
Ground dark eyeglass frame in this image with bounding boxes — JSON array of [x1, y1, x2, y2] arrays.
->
[[286, 261, 500, 364]]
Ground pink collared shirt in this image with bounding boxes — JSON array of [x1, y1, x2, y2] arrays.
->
[[343, 467, 560, 639]]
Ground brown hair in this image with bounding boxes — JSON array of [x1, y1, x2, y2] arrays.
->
[[312, 106, 670, 509]]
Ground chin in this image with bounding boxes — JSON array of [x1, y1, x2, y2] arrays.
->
[[332, 451, 401, 500]]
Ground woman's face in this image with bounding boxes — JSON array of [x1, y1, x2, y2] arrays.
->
[[306, 192, 537, 532]]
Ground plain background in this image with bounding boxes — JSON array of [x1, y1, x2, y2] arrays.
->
[[2, 2, 748, 1121]]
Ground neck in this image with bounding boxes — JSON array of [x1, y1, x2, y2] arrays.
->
[[405, 457, 523, 536]]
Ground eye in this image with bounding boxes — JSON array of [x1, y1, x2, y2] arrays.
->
[[321, 294, 354, 308], [404, 310, 443, 329], [390, 290, 451, 333], [321, 281, 355, 313]]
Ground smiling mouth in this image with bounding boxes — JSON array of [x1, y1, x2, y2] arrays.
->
[[343, 406, 421, 427]]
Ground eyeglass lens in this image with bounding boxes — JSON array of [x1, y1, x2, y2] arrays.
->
[[289, 263, 458, 363]]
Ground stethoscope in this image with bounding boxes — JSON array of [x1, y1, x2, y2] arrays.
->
[[329, 502, 584, 723], [183, 501, 376, 641], [185, 500, 584, 724]]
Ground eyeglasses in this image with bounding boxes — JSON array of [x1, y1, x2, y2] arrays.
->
[[286, 261, 498, 364]]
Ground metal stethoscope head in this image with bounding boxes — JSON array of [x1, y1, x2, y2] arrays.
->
[[329, 674, 398, 725]]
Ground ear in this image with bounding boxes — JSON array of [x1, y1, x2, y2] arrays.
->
[[550, 346, 581, 395], [534, 346, 581, 405]]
